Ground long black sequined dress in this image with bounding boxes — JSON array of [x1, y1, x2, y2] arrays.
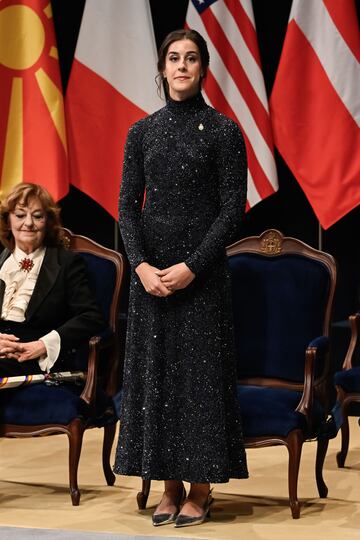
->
[[114, 93, 248, 483]]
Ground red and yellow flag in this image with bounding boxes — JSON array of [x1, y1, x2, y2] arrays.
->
[[0, 0, 68, 201]]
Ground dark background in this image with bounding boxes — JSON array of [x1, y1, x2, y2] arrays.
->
[[51, 0, 360, 325]]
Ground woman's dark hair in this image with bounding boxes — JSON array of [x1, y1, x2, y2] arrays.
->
[[0, 182, 63, 250], [156, 29, 210, 98]]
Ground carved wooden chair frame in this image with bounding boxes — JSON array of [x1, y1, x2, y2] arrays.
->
[[0, 228, 125, 505]]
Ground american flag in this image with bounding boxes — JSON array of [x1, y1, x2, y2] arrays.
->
[[186, 0, 278, 208]]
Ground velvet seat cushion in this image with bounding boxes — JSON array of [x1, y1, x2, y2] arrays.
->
[[237, 385, 325, 438], [334, 366, 360, 393], [0, 384, 115, 426]]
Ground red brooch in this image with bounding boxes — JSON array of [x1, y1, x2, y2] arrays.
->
[[19, 258, 34, 272]]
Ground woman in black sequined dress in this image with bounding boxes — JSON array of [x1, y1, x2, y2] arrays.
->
[[114, 29, 248, 528]]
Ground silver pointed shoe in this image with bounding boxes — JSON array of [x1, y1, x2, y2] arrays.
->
[[152, 486, 186, 527], [152, 511, 178, 527], [174, 491, 214, 528]]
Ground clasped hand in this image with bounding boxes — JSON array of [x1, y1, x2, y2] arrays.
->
[[0, 333, 46, 362], [136, 262, 195, 297]]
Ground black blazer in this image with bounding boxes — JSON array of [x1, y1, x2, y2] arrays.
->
[[0, 246, 106, 368]]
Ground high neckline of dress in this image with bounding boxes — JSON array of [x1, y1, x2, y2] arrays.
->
[[166, 92, 206, 113]]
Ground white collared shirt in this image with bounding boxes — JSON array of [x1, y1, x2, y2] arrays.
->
[[0, 246, 60, 372]]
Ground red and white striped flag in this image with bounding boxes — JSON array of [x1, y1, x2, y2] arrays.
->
[[186, 0, 278, 209], [270, 0, 360, 229], [65, 0, 162, 219]]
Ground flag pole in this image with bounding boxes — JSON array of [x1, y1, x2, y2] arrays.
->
[[114, 219, 119, 252], [318, 222, 323, 251]]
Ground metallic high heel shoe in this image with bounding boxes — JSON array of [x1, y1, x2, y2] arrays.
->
[[152, 486, 186, 527], [174, 490, 214, 528]]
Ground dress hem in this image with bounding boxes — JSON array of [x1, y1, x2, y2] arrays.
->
[[113, 466, 249, 483]]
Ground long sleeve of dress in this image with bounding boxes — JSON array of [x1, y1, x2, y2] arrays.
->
[[118, 122, 147, 270], [185, 120, 247, 275]]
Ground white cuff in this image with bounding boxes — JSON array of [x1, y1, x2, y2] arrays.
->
[[38, 330, 61, 373]]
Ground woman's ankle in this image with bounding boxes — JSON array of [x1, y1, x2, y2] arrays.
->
[[164, 479, 184, 496], [188, 482, 210, 498]]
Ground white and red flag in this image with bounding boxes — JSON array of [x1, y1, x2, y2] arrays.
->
[[186, 0, 278, 209], [270, 0, 360, 229], [0, 0, 68, 201], [66, 0, 162, 219]]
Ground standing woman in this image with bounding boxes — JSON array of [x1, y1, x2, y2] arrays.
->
[[114, 29, 248, 528]]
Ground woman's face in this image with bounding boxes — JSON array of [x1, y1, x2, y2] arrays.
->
[[163, 39, 202, 101], [9, 196, 47, 254]]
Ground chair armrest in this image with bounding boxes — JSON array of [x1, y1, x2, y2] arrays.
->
[[80, 336, 101, 407], [342, 312, 360, 371], [308, 335, 329, 354], [296, 336, 329, 431], [80, 329, 116, 408]]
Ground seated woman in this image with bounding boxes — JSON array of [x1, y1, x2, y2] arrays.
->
[[0, 182, 106, 377]]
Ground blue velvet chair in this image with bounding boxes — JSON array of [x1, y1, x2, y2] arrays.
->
[[227, 229, 337, 519], [334, 312, 360, 467], [0, 228, 125, 505]]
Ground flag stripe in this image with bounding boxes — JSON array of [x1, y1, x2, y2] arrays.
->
[[66, 0, 161, 218], [206, 64, 278, 192], [233, 0, 255, 25], [204, 70, 277, 204], [67, 60, 147, 219], [323, 0, 360, 62], [291, 0, 360, 125], [246, 171, 262, 207], [223, 0, 262, 67], [200, 6, 271, 136], [73, 0, 161, 114], [211, 1, 267, 107], [270, 20, 360, 229], [186, 0, 278, 208]]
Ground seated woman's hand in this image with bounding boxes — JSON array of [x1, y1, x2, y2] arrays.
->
[[0, 333, 21, 359], [0, 335, 46, 362], [17, 340, 47, 362], [135, 262, 172, 297], [155, 263, 195, 292]]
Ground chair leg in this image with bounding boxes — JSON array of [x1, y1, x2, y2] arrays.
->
[[336, 409, 350, 468], [103, 423, 117, 485], [315, 437, 329, 498], [286, 430, 304, 519], [68, 418, 85, 506], [137, 479, 151, 510]]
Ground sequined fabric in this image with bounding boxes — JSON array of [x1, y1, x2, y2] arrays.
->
[[114, 93, 248, 482]]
